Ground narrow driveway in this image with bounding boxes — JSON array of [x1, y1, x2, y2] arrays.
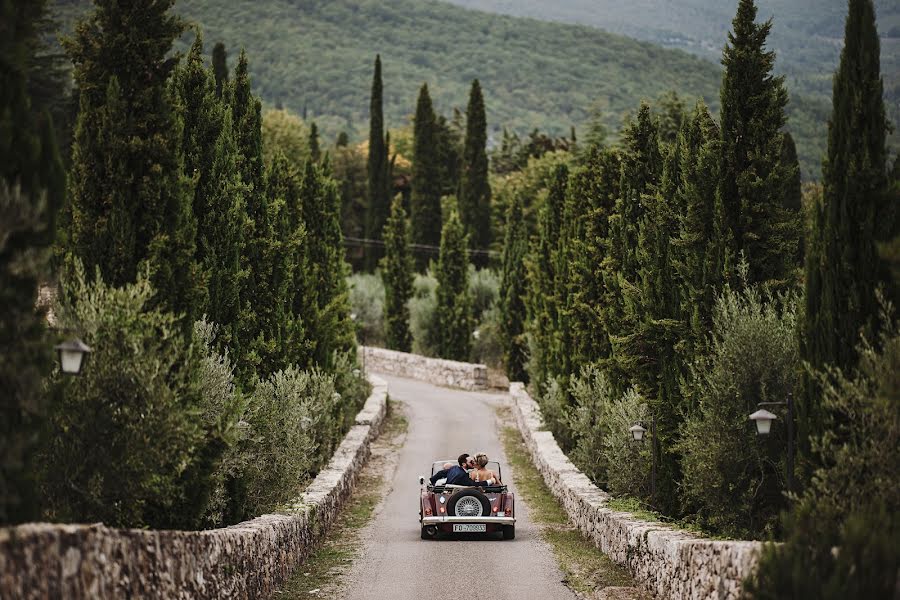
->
[[342, 374, 576, 600]]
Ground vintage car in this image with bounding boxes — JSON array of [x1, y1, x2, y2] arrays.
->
[[418, 460, 516, 540]]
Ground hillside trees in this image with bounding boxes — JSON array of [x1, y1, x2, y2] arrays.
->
[[212, 42, 228, 98], [411, 84, 443, 270], [435, 209, 472, 361], [64, 0, 204, 324], [381, 196, 414, 352], [458, 79, 491, 260]]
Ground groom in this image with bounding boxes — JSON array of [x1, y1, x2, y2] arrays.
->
[[443, 453, 490, 487]]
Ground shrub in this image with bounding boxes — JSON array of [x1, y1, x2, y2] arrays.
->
[[677, 283, 801, 539], [348, 272, 385, 347], [565, 366, 650, 496], [41, 261, 228, 529], [239, 367, 329, 517], [471, 303, 504, 368], [468, 266, 499, 320], [409, 271, 439, 356]]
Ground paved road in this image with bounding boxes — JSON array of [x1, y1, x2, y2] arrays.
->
[[342, 374, 576, 600]]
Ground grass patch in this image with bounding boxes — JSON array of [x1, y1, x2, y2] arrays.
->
[[274, 400, 408, 599], [498, 409, 638, 596], [604, 496, 730, 540]]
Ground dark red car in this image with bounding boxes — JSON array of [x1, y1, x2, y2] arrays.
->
[[418, 460, 516, 540]]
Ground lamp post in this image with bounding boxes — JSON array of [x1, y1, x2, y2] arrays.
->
[[749, 393, 795, 495], [629, 414, 656, 498], [55, 338, 92, 375]]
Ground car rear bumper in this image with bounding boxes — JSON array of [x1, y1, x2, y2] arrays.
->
[[421, 516, 515, 526]]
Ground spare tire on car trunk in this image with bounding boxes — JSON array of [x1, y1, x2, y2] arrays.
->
[[448, 488, 491, 517]]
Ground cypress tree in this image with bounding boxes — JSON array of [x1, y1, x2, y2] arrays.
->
[[526, 164, 568, 392], [170, 34, 245, 347], [499, 189, 529, 382], [604, 104, 662, 389], [435, 209, 472, 361], [672, 101, 721, 358], [381, 195, 414, 352], [801, 0, 892, 447], [300, 161, 355, 368], [229, 49, 272, 379], [567, 147, 621, 377], [365, 55, 390, 271], [0, 0, 63, 524], [458, 79, 491, 262], [65, 0, 203, 324], [410, 83, 443, 270], [309, 121, 321, 163], [211, 42, 228, 99], [718, 0, 797, 287]]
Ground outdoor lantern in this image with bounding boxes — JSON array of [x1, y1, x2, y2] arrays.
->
[[55, 338, 92, 375], [629, 423, 647, 442], [749, 408, 778, 435]]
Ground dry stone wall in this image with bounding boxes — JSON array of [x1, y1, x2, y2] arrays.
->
[[0, 376, 389, 600], [360, 346, 488, 390], [509, 382, 762, 600]]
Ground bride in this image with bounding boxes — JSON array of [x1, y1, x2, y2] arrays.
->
[[470, 452, 501, 485]]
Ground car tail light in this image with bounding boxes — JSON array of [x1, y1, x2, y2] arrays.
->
[[424, 506, 432, 516], [505, 508, 512, 516], [439, 506, 445, 514]]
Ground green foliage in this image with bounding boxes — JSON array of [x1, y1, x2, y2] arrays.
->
[[434, 209, 472, 360], [381, 196, 414, 351], [348, 273, 385, 347], [42, 261, 226, 529], [332, 141, 368, 269], [410, 83, 443, 270], [64, 0, 204, 325], [0, 182, 54, 525], [499, 190, 529, 381], [746, 308, 900, 599], [717, 0, 798, 289], [801, 0, 895, 451], [677, 279, 801, 539], [566, 367, 651, 497], [408, 271, 439, 357], [261, 107, 311, 172], [458, 79, 492, 258], [365, 55, 390, 271]]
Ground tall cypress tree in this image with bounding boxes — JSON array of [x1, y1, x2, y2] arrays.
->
[[718, 0, 797, 287], [170, 34, 245, 347], [458, 79, 491, 262], [567, 147, 621, 377], [309, 121, 321, 163], [65, 0, 202, 324], [435, 208, 472, 361], [0, 0, 63, 524], [300, 161, 355, 368], [410, 83, 443, 270], [526, 164, 567, 392], [672, 101, 721, 359], [499, 189, 529, 382], [365, 55, 390, 271], [381, 195, 414, 352], [211, 42, 228, 99], [801, 0, 892, 447]]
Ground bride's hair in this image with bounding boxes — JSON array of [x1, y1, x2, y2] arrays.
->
[[474, 453, 489, 468]]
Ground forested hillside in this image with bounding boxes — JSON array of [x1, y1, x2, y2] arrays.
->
[[53, 0, 833, 177]]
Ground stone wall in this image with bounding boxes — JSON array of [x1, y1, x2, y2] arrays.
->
[[509, 382, 762, 600], [0, 376, 389, 600], [360, 346, 488, 390]]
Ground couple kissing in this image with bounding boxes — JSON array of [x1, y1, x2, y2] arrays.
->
[[429, 453, 502, 487]]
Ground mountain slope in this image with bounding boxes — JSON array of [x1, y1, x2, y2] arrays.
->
[[52, 0, 831, 177]]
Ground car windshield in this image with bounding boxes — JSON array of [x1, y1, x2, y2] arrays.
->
[[431, 460, 502, 481]]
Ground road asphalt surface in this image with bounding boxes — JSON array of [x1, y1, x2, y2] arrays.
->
[[342, 374, 577, 600]]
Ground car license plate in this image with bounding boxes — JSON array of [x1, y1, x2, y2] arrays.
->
[[453, 523, 486, 533]]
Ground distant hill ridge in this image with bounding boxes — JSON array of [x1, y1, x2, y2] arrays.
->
[[53, 0, 849, 178]]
